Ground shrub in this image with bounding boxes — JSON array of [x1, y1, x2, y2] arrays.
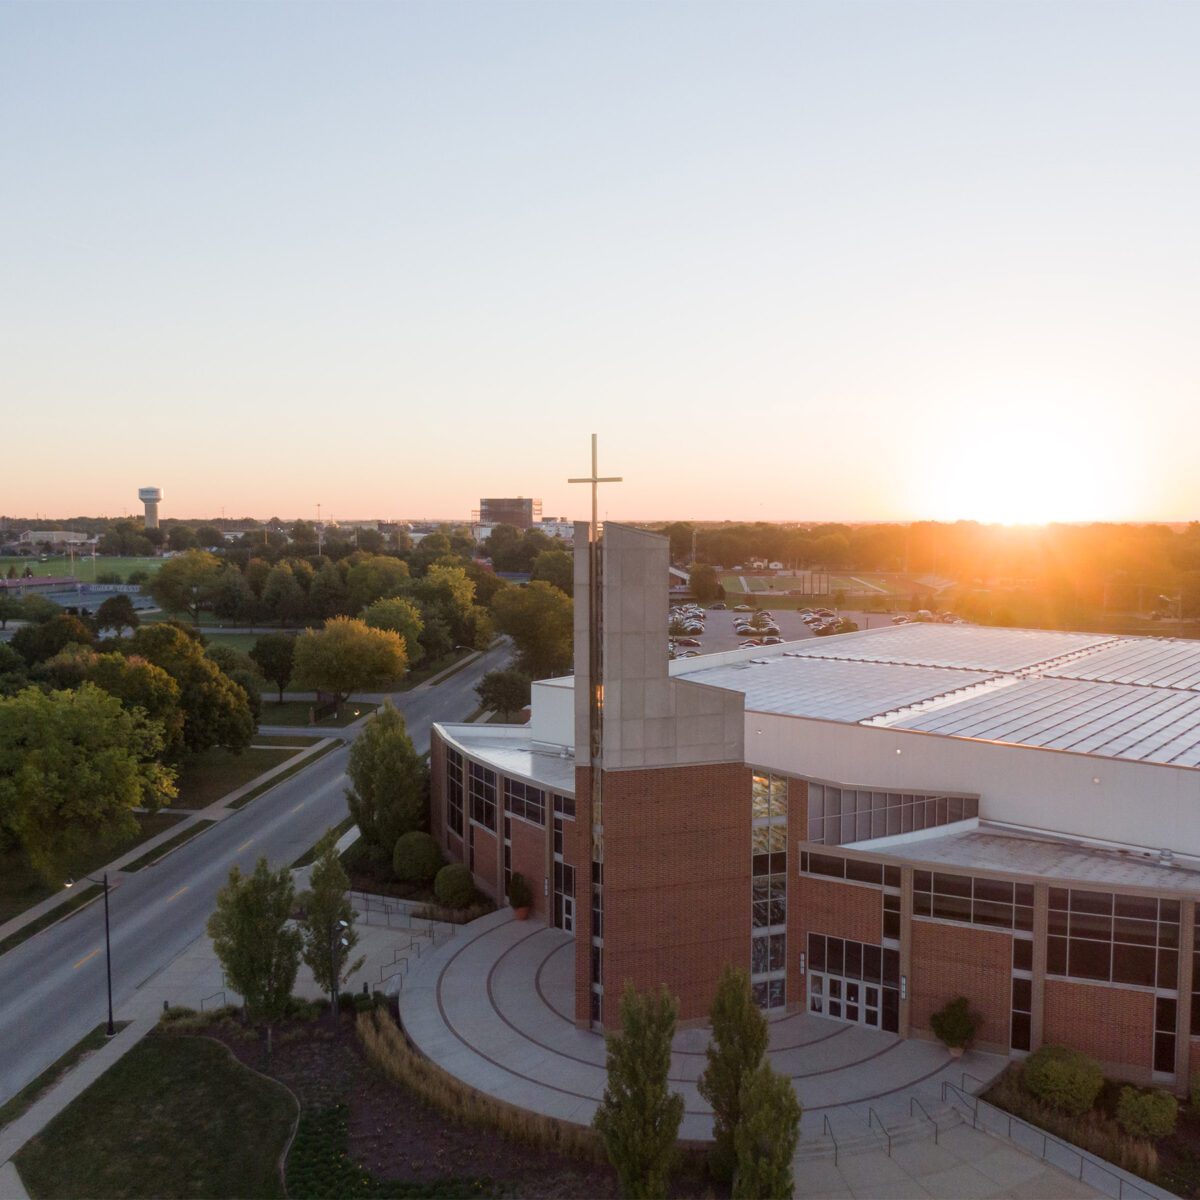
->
[[929, 996, 978, 1050], [1192, 1070, 1200, 1112], [434, 863, 475, 909], [1023, 1045, 1103, 1116], [392, 831, 442, 885], [506, 872, 533, 909], [158, 1005, 198, 1024], [733, 1062, 801, 1199], [1117, 1087, 1178, 1139]]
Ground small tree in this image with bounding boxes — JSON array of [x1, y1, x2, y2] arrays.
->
[[732, 1063, 801, 1200], [292, 617, 407, 708], [207, 857, 302, 1060], [593, 982, 684, 1199], [250, 633, 296, 703], [95, 594, 139, 636], [0, 595, 22, 629], [475, 668, 531, 720], [299, 830, 363, 1018], [346, 702, 428, 854], [929, 996, 978, 1051], [698, 965, 768, 1180]]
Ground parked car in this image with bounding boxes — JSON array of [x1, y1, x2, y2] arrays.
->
[[676, 637, 702, 647], [709, 603, 727, 610], [891, 615, 909, 624], [733, 603, 753, 612], [761, 636, 783, 645]]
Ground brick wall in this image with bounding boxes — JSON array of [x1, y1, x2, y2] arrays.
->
[[509, 816, 548, 921], [469, 824, 499, 899], [1043, 979, 1154, 1077], [798, 877, 883, 945], [909, 919, 1012, 1050], [599, 760, 750, 1023]]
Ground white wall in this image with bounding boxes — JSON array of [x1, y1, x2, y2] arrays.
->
[[530, 679, 574, 748], [748, 712, 1200, 857]]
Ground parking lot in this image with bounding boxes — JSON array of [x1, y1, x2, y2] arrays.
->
[[672, 606, 894, 656]]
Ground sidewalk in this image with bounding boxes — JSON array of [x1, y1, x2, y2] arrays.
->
[[0, 736, 340, 950]]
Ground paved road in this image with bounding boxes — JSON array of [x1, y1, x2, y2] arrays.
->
[[0, 641, 511, 1106]]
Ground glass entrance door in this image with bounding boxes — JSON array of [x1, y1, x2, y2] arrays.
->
[[808, 972, 881, 1029]]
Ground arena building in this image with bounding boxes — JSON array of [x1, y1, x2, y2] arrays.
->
[[431, 523, 1200, 1093]]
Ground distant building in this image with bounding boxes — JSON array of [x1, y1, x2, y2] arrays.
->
[[18, 530, 90, 547], [477, 498, 542, 530]]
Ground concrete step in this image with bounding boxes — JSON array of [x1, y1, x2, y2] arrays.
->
[[794, 1102, 962, 1162]]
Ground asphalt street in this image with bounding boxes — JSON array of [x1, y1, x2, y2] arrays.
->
[[0, 640, 511, 1106]]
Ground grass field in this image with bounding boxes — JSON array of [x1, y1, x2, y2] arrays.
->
[[15, 1034, 294, 1200], [0, 811, 187, 926], [2, 555, 160, 582], [201, 631, 262, 655], [173, 746, 302, 809]]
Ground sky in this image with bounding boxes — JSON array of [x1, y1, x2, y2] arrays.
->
[[3, 1, 1199, 525]]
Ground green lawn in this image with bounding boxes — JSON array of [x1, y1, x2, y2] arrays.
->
[[0, 1023, 129, 1131], [173, 747, 302, 809], [0, 811, 187, 926], [2, 555, 160, 582], [260, 700, 378, 727], [256, 734, 324, 747], [15, 1034, 294, 1200], [201, 631, 263, 655]]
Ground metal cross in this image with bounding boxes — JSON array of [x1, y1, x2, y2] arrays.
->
[[568, 434, 622, 541]]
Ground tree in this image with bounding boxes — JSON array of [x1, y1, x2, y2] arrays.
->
[[593, 983, 684, 1199], [149, 550, 223, 621], [308, 559, 350, 620], [531, 549, 574, 596], [206, 645, 265, 724], [345, 555, 410, 612], [129, 624, 255, 753], [207, 857, 302, 1060], [250, 633, 296, 703], [195, 524, 225, 549], [299, 830, 362, 1017], [86, 651, 185, 756], [211, 567, 258, 623], [0, 595, 23, 629], [0, 683, 176, 881], [168, 525, 198, 551], [476, 669, 531, 720], [261, 563, 306, 626], [732, 1063, 801, 1200], [345, 702, 427, 852], [690, 564, 722, 605], [291, 617, 407, 706], [11, 613, 93, 666], [20, 595, 59, 624], [95, 594, 140, 636], [362, 596, 424, 658], [697, 965, 768, 1180], [492, 582, 573, 679], [0, 643, 28, 697]]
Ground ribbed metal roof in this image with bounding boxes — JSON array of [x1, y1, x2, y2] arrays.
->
[[674, 623, 1200, 770], [677, 656, 990, 723], [888, 676, 1200, 767], [771, 623, 1115, 674]]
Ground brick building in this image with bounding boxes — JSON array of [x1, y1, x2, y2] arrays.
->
[[431, 523, 1200, 1092]]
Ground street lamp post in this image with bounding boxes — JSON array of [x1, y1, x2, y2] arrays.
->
[[329, 919, 350, 1017], [65, 872, 115, 1037]]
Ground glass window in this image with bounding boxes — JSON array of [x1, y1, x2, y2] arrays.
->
[[1013, 939, 1033, 972], [1068, 939, 1111, 982], [445, 748, 464, 837]]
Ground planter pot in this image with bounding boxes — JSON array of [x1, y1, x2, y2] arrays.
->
[[948, 1045, 965, 1059], [513, 906, 531, 921]]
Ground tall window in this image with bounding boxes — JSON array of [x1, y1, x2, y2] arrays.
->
[[468, 761, 497, 831], [446, 748, 464, 837], [808, 783, 977, 845], [751, 771, 788, 1010]]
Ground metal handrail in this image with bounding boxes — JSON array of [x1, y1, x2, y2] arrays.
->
[[961, 1069, 987, 1090], [200, 989, 226, 1011], [940, 1081, 1156, 1200], [821, 1113, 839, 1166], [909, 1095, 938, 1144], [379, 956, 408, 983], [868, 1106, 892, 1157]]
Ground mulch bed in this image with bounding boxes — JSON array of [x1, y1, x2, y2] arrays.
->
[[197, 1014, 629, 1199]]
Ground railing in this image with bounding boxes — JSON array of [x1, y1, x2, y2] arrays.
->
[[379, 955, 408, 983], [940, 1081, 1159, 1200], [200, 990, 226, 1011], [350, 890, 457, 937], [909, 1095, 938, 1144], [822, 1113, 839, 1166], [867, 1106, 892, 1157]]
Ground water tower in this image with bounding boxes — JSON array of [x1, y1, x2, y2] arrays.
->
[[139, 486, 163, 529]]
